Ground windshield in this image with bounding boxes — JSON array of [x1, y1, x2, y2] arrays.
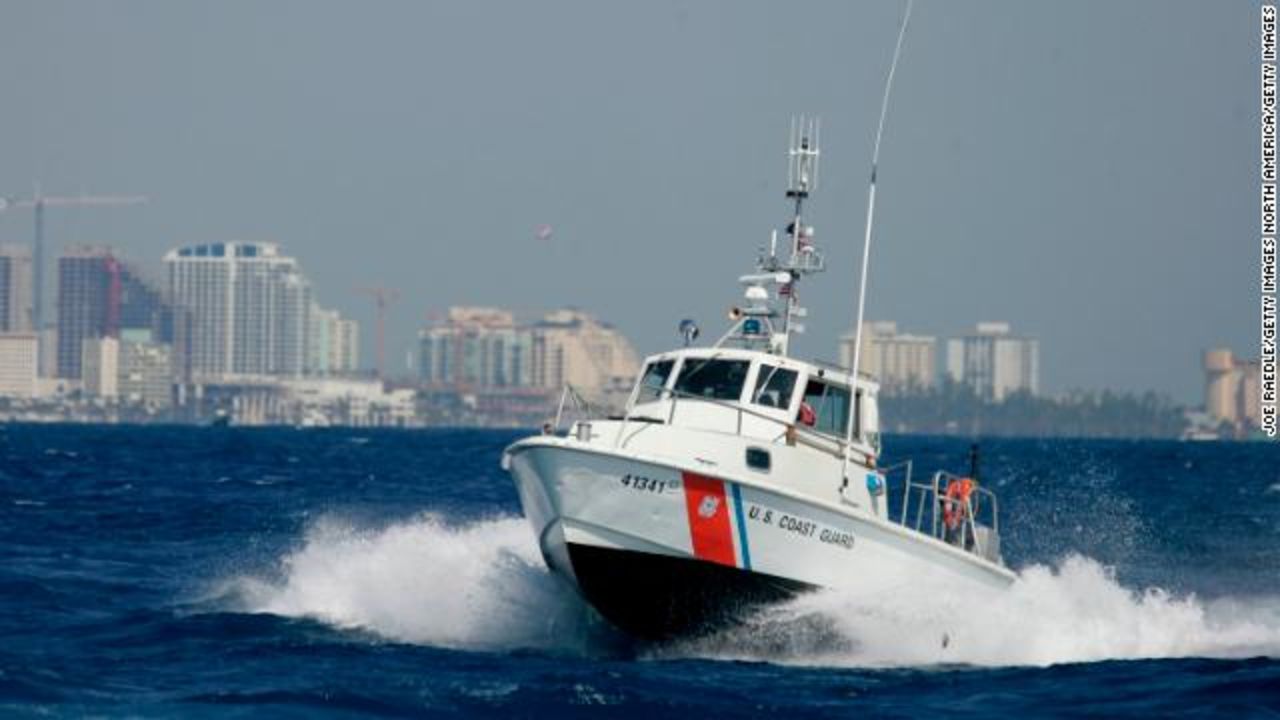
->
[[673, 358, 750, 401], [634, 360, 674, 404]]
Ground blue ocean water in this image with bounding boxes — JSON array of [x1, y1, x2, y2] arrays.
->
[[1, 424, 1278, 718]]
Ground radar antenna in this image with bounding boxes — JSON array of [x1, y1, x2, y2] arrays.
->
[[715, 116, 825, 357]]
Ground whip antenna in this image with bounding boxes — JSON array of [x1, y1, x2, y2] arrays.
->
[[844, 0, 913, 469]]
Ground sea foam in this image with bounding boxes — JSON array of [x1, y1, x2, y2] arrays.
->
[[225, 513, 613, 654], [226, 514, 1280, 668]]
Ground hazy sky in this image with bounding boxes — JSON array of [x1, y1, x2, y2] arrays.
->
[[0, 1, 1257, 402]]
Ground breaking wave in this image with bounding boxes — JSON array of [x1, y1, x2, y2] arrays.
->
[[672, 555, 1280, 668], [220, 514, 619, 654], [219, 516, 1280, 668]]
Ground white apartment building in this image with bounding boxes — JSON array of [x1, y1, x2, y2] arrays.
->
[[81, 336, 120, 399], [946, 322, 1040, 401], [165, 242, 312, 380], [838, 321, 937, 394], [307, 304, 360, 376]]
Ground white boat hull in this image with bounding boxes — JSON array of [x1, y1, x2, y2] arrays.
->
[[506, 436, 1014, 639]]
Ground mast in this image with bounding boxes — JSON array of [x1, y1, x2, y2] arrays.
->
[[717, 116, 824, 357], [779, 116, 822, 356]]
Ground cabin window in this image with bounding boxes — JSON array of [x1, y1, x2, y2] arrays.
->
[[635, 360, 674, 404], [751, 364, 797, 410], [800, 380, 850, 438], [673, 358, 750, 401]]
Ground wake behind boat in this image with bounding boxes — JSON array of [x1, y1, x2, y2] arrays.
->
[[503, 118, 1015, 640]]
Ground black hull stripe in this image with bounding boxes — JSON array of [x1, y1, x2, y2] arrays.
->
[[565, 542, 815, 641]]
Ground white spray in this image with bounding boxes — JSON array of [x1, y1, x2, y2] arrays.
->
[[219, 514, 1280, 668]]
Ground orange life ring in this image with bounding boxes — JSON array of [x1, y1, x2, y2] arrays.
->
[[943, 477, 975, 530]]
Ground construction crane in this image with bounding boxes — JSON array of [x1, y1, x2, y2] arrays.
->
[[0, 186, 148, 333], [355, 286, 399, 380]]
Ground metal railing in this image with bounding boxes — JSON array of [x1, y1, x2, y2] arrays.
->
[[894, 468, 1001, 561], [616, 385, 873, 462], [551, 384, 597, 434], [562, 381, 1002, 564]]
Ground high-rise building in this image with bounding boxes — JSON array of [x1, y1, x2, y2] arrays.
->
[[306, 304, 360, 376], [56, 247, 166, 380], [945, 322, 1039, 401], [838, 321, 937, 394], [165, 242, 314, 379], [307, 305, 334, 376], [331, 316, 359, 374], [0, 244, 34, 333], [420, 307, 531, 389]]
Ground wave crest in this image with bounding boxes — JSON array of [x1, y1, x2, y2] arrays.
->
[[220, 516, 1280, 668], [222, 514, 615, 654], [673, 554, 1280, 667]]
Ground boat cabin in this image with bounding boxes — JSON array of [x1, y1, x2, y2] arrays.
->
[[621, 347, 881, 462]]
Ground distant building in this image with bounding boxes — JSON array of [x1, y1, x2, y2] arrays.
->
[[530, 308, 639, 404], [419, 307, 531, 389], [56, 247, 112, 380], [0, 244, 34, 333], [307, 305, 334, 375], [56, 247, 167, 380], [190, 376, 414, 427], [286, 377, 415, 427], [945, 322, 1039, 401], [307, 304, 360, 376], [1204, 348, 1262, 432], [165, 242, 313, 380], [416, 306, 638, 417], [118, 329, 173, 409], [838, 321, 937, 395], [0, 333, 38, 398], [81, 336, 120, 399], [330, 316, 359, 374], [37, 327, 57, 379]]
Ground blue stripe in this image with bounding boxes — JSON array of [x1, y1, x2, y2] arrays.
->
[[730, 482, 752, 571]]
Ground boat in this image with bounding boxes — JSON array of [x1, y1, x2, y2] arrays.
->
[[502, 114, 1016, 640]]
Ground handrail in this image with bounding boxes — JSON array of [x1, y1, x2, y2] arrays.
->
[[648, 385, 874, 462], [890, 468, 1001, 562], [569, 380, 1004, 565], [552, 384, 596, 433]]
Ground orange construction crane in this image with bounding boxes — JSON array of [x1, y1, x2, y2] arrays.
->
[[0, 187, 148, 332], [355, 286, 400, 379]]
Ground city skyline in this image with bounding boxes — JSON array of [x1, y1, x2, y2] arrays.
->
[[0, 225, 1244, 402], [0, 1, 1256, 403]]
